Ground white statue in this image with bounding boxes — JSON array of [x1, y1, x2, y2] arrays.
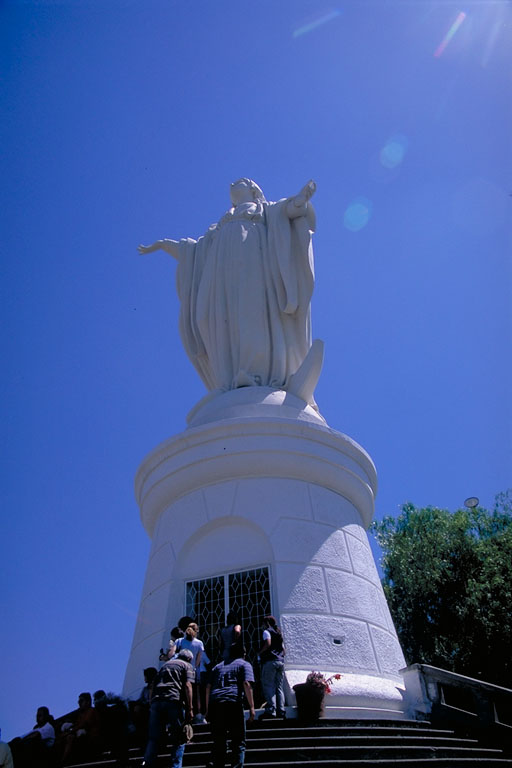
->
[[139, 178, 323, 406]]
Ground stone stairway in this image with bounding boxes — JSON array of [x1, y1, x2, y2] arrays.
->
[[67, 717, 512, 767]]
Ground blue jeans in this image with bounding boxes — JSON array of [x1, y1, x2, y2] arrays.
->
[[208, 700, 246, 768], [143, 699, 185, 768], [261, 659, 285, 716]]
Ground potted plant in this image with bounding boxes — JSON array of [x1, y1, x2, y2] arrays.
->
[[293, 672, 341, 723]]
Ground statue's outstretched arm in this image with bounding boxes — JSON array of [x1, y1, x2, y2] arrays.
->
[[286, 180, 316, 219], [138, 239, 179, 260]]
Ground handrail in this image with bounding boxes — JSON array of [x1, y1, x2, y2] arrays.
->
[[402, 663, 512, 749]]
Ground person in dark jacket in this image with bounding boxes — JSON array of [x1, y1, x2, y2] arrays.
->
[[218, 611, 242, 663], [258, 615, 285, 719]]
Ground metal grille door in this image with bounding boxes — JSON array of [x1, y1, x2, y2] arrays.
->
[[228, 567, 271, 667], [185, 575, 225, 655], [185, 566, 271, 666]]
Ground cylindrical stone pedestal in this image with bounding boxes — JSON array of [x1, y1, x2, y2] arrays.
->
[[123, 388, 406, 716]]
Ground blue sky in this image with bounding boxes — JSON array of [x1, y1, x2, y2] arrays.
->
[[1, 0, 511, 740]]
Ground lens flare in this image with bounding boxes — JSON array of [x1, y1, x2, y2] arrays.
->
[[344, 197, 373, 232], [293, 9, 341, 38], [481, 17, 501, 69], [380, 134, 409, 169], [434, 11, 466, 58]]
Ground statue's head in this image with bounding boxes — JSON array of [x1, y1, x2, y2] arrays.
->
[[230, 178, 266, 205]]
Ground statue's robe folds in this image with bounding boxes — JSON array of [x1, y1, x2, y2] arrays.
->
[[176, 198, 316, 395]]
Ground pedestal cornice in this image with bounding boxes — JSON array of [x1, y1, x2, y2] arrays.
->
[[135, 416, 377, 537]]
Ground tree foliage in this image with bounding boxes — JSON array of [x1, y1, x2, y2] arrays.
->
[[371, 490, 512, 687]]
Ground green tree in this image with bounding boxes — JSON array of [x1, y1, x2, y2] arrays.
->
[[371, 490, 512, 687]]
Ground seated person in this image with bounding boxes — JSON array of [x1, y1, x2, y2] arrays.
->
[[9, 707, 55, 767], [93, 690, 129, 767], [56, 692, 101, 766], [0, 740, 14, 768]]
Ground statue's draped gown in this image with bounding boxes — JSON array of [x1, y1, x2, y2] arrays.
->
[[176, 198, 315, 394]]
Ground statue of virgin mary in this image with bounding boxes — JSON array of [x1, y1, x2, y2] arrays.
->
[[139, 178, 322, 405]]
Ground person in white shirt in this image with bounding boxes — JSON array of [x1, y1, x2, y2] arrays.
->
[[9, 706, 55, 765], [175, 624, 203, 671], [175, 623, 204, 717], [21, 707, 55, 747]]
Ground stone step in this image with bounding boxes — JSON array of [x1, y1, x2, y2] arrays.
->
[[184, 762, 512, 768], [63, 718, 512, 767], [67, 760, 512, 768], [67, 751, 512, 767], [188, 735, 481, 748], [66, 756, 512, 768], [183, 726, 466, 743], [248, 717, 435, 729], [179, 746, 508, 765]]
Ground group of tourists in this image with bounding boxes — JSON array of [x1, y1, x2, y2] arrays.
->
[[141, 613, 286, 768], [1, 613, 286, 768], [4, 690, 132, 768]]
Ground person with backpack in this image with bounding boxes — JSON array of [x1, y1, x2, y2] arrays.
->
[[258, 615, 286, 720]]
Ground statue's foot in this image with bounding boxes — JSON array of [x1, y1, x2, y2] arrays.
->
[[286, 339, 324, 406]]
